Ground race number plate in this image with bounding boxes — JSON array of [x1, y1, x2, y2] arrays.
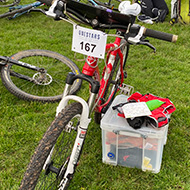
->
[[72, 25, 107, 59]]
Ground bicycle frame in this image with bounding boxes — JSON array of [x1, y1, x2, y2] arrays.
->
[[57, 36, 125, 113], [8, 1, 43, 19], [0, 55, 47, 82], [0, 1, 44, 19], [96, 37, 125, 112]]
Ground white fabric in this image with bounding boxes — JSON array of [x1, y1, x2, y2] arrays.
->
[[118, 1, 141, 16]]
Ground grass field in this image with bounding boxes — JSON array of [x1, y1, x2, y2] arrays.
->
[[0, 0, 190, 189]]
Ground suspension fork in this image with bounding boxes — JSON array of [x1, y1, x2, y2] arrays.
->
[[56, 72, 100, 115], [0, 55, 46, 81], [43, 94, 92, 190], [54, 72, 100, 189], [0, 56, 47, 83], [57, 95, 91, 189]]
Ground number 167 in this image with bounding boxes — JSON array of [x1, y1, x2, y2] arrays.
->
[[80, 42, 96, 53]]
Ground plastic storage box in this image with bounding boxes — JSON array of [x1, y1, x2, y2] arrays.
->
[[101, 94, 169, 173]]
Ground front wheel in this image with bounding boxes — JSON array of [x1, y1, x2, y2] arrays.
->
[[19, 102, 82, 190], [1, 49, 82, 102]]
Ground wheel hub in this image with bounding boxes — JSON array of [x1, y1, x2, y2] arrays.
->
[[33, 72, 52, 85]]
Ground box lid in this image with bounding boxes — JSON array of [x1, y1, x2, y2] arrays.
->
[[100, 94, 168, 139]]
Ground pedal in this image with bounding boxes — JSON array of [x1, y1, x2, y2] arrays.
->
[[119, 83, 134, 96]]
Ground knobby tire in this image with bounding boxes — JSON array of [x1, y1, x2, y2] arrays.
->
[[19, 102, 82, 190]]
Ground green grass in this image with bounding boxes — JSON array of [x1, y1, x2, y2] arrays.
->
[[0, 0, 190, 189]]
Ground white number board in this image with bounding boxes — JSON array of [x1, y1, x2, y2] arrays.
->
[[72, 25, 107, 59]]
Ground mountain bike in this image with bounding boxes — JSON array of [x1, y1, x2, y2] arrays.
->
[[0, 1, 45, 19], [18, 0, 178, 189], [0, 49, 82, 102]]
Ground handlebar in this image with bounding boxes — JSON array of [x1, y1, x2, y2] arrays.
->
[[39, 0, 178, 43], [129, 24, 178, 43], [143, 28, 178, 43]]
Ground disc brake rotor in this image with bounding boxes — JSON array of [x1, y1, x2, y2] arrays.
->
[[33, 72, 52, 85]]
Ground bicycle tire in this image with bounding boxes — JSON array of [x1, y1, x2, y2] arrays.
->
[[0, 0, 20, 7], [19, 102, 82, 190], [1, 49, 82, 102], [0, 3, 32, 18]]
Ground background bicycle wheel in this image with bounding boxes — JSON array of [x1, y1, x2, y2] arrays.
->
[[0, 0, 189, 189], [1, 49, 82, 102]]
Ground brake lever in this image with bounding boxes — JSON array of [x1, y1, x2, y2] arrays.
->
[[127, 36, 156, 52], [45, 0, 67, 20], [126, 26, 156, 53], [45, 0, 58, 18], [137, 40, 156, 53]]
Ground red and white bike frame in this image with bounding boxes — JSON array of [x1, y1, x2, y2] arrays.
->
[[82, 36, 125, 113]]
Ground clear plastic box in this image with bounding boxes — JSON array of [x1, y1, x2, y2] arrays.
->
[[100, 94, 169, 173]]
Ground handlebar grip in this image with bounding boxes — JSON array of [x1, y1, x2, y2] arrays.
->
[[143, 28, 178, 43]]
